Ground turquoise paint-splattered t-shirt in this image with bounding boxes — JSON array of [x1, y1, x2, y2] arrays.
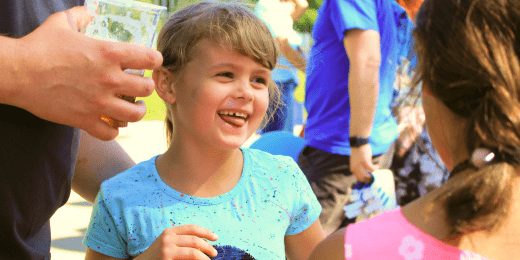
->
[[83, 147, 321, 259]]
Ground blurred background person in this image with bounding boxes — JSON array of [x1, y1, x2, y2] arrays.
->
[[390, 0, 450, 207], [255, 0, 308, 133]]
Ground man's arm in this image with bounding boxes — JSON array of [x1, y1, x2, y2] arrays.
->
[[270, 0, 308, 72], [72, 131, 135, 203], [0, 7, 162, 141], [344, 29, 381, 182], [288, 0, 308, 22], [276, 37, 307, 72]]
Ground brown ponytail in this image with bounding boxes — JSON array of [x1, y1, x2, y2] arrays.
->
[[413, 0, 520, 236]]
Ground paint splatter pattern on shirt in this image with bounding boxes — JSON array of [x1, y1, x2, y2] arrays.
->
[[83, 148, 321, 259]]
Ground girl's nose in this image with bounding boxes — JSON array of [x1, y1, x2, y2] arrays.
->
[[234, 79, 254, 101]]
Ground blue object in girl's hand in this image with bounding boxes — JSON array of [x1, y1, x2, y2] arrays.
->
[[210, 245, 256, 260]]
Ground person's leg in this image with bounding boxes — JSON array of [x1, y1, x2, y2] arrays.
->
[[297, 146, 357, 236], [298, 146, 392, 235]]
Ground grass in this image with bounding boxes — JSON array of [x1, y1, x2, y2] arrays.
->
[[138, 70, 307, 121]]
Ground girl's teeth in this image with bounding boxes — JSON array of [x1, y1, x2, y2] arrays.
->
[[221, 112, 247, 119]]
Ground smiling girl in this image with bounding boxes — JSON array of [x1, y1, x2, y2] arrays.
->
[[82, 1, 323, 259]]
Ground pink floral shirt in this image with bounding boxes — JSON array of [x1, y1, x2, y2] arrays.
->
[[344, 208, 492, 259]]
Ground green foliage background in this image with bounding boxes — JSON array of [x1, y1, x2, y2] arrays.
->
[[137, 0, 321, 32], [293, 0, 321, 33]]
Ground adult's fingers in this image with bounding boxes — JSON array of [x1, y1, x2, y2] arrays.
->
[[363, 160, 378, 172], [110, 70, 156, 98], [352, 169, 372, 183], [110, 41, 163, 71], [359, 168, 373, 181], [351, 160, 375, 183], [101, 99, 148, 124], [83, 116, 120, 141], [360, 161, 379, 183]]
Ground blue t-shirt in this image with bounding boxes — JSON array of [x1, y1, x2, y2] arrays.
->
[[83, 148, 321, 259], [304, 0, 412, 156]]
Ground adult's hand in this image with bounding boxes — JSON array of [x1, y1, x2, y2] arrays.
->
[[350, 145, 378, 183], [1, 6, 163, 141], [134, 225, 219, 260]]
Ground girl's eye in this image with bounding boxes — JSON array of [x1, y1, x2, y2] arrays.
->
[[252, 77, 267, 85], [217, 72, 234, 78]]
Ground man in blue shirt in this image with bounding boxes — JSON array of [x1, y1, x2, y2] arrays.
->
[[298, 0, 414, 235]]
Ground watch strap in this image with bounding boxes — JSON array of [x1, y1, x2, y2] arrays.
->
[[350, 136, 369, 148]]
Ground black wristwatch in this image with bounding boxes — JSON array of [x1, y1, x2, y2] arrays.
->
[[350, 136, 369, 148]]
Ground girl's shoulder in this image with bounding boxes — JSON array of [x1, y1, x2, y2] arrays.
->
[[100, 155, 159, 194], [242, 147, 307, 188], [243, 147, 299, 169]]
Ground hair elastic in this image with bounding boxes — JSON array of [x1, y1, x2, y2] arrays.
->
[[449, 147, 520, 179]]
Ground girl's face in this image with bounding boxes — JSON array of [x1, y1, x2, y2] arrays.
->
[[169, 39, 271, 150]]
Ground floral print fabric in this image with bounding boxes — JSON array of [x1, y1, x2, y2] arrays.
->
[[391, 127, 450, 206], [344, 208, 492, 259]]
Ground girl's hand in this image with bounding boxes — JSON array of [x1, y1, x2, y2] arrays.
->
[[135, 225, 218, 260]]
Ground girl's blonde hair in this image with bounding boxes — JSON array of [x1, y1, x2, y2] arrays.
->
[[156, 1, 281, 145]]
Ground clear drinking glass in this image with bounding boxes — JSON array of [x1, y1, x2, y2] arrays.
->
[[83, 0, 166, 127]]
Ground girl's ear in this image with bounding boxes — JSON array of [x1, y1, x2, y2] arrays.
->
[[153, 68, 176, 105]]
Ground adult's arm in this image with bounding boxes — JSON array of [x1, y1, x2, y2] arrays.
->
[[72, 131, 135, 203], [344, 29, 381, 182], [288, 0, 309, 22], [276, 37, 307, 72], [268, 0, 308, 72], [0, 6, 162, 141]]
